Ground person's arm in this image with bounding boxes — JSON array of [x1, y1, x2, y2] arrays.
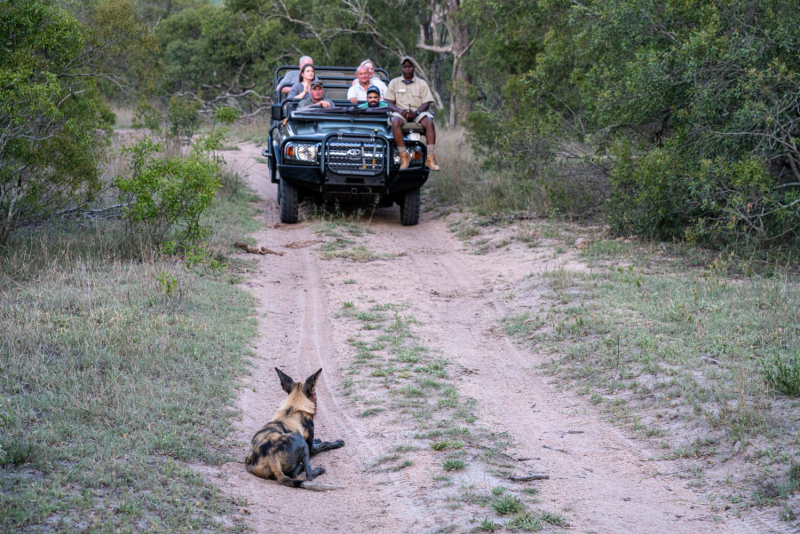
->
[[347, 86, 358, 104], [411, 83, 435, 117], [407, 102, 430, 120], [386, 99, 405, 116]]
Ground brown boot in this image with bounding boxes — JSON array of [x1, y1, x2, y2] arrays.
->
[[399, 151, 411, 170], [425, 154, 440, 171]]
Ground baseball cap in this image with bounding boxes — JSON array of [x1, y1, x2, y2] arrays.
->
[[400, 56, 415, 66], [367, 85, 381, 96], [310, 79, 324, 88]]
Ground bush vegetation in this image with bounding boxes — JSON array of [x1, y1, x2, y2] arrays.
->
[[466, 0, 800, 258]]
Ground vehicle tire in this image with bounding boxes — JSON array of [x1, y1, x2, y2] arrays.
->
[[399, 187, 420, 226], [280, 179, 299, 223]]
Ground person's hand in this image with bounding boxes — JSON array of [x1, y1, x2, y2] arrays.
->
[[320, 101, 332, 108], [407, 110, 418, 121]]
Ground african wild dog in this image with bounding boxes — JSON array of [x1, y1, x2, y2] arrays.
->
[[245, 368, 344, 491]]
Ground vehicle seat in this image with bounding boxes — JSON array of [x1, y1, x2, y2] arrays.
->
[[401, 122, 425, 132]]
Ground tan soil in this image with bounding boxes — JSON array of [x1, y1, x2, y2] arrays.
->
[[198, 143, 795, 533]]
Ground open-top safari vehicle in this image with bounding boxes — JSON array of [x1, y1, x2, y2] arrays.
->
[[261, 65, 431, 225]]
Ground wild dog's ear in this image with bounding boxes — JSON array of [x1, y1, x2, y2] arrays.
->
[[302, 368, 322, 397], [275, 367, 295, 394]]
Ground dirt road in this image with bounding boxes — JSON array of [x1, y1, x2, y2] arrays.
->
[[204, 144, 792, 533]]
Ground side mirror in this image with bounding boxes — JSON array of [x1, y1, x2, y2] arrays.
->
[[271, 104, 283, 121]]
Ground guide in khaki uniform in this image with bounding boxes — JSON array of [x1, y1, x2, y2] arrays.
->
[[385, 56, 440, 171]]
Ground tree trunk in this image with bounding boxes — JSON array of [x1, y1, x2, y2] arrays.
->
[[447, 2, 473, 126]]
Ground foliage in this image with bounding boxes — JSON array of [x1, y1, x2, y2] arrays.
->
[[464, 0, 800, 255], [167, 95, 202, 143], [0, 0, 155, 244], [760, 351, 800, 398], [115, 136, 222, 242], [0, 176, 258, 530]]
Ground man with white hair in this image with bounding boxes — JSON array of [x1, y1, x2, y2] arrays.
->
[[279, 56, 313, 94], [348, 65, 380, 103], [351, 59, 387, 96]]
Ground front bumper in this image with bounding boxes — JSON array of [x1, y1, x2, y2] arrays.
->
[[276, 132, 429, 196]]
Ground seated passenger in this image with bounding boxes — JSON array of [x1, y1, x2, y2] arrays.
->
[[358, 86, 388, 108], [385, 56, 439, 171], [351, 59, 387, 95], [279, 56, 313, 94], [286, 65, 317, 100], [348, 66, 376, 103], [298, 80, 333, 109]]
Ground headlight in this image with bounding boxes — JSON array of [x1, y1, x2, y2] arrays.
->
[[392, 146, 423, 166], [284, 142, 318, 164]]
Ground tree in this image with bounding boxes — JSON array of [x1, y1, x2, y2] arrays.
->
[[0, 0, 156, 243]]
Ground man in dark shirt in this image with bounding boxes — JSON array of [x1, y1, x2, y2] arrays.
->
[[298, 80, 333, 109]]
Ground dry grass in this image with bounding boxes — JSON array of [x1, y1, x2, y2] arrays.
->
[[110, 105, 134, 129], [0, 141, 259, 532], [504, 234, 800, 508], [429, 128, 597, 216]]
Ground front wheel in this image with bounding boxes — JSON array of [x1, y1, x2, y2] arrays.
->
[[280, 179, 299, 223], [399, 187, 420, 226]]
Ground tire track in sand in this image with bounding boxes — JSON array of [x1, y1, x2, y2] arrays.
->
[[197, 145, 433, 533]]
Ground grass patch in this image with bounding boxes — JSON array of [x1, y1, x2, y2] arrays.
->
[[442, 458, 466, 471], [492, 494, 524, 515], [508, 238, 800, 502], [0, 170, 257, 532], [477, 517, 500, 532]]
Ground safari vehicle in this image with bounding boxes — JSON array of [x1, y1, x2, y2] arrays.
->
[[261, 65, 430, 226]]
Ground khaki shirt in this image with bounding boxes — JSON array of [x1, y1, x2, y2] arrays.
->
[[385, 77, 434, 111]]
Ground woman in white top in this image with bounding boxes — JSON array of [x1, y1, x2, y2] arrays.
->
[[287, 65, 316, 100]]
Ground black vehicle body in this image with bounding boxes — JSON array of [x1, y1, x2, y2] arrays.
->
[[261, 65, 430, 225]]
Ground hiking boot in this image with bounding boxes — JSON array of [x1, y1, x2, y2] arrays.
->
[[399, 151, 411, 170], [425, 154, 440, 171]]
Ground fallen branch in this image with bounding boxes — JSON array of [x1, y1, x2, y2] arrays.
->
[[507, 474, 549, 482], [543, 445, 568, 454], [234, 242, 285, 256]]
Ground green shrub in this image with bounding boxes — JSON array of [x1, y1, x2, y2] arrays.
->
[[116, 136, 222, 242], [0, 0, 154, 244], [492, 494, 524, 515], [478, 517, 499, 532], [509, 513, 542, 531], [167, 96, 202, 144], [442, 458, 466, 471], [760, 352, 800, 397]]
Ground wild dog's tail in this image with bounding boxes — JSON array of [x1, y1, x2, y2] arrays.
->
[[298, 481, 342, 491], [275, 473, 341, 491]]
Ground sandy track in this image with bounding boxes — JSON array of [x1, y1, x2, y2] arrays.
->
[[202, 143, 789, 533]]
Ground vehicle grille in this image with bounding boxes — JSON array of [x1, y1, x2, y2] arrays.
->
[[325, 137, 387, 176]]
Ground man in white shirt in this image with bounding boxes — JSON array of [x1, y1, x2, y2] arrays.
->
[[350, 60, 387, 96], [347, 66, 377, 103]]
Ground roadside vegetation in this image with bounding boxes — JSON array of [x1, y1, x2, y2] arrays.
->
[[0, 124, 259, 531]]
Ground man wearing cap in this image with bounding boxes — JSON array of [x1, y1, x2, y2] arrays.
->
[[298, 80, 333, 109], [358, 86, 388, 108], [385, 57, 439, 171]]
